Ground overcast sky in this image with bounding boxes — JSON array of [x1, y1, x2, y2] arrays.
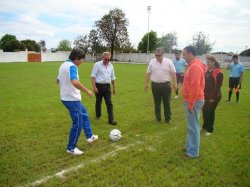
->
[[0, 0, 249, 53]]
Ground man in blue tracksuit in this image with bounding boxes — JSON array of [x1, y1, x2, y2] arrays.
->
[[57, 48, 98, 156]]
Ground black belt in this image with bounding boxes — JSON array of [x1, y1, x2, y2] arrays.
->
[[152, 81, 170, 84], [96, 83, 110, 87]]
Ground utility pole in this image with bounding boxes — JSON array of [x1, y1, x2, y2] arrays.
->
[[147, 6, 151, 55]]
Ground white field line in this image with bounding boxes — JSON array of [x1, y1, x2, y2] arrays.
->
[[22, 142, 140, 187]]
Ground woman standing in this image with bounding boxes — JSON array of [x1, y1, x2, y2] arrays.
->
[[202, 55, 223, 136]]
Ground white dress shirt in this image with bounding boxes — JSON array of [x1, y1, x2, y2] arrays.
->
[[147, 58, 176, 83], [91, 61, 116, 84]]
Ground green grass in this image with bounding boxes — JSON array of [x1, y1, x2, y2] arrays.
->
[[0, 62, 249, 187]]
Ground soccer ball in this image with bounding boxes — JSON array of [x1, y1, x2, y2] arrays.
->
[[109, 129, 122, 142]]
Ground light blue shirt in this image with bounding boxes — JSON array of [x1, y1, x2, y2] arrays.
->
[[229, 62, 245, 77], [172, 58, 187, 73], [91, 61, 116, 84]]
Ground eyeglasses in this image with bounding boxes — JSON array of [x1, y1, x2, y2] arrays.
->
[[104, 58, 110, 61], [155, 54, 162, 57]]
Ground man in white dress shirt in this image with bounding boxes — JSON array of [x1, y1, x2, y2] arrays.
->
[[91, 52, 117, 125], [144, 48, 177, 124]]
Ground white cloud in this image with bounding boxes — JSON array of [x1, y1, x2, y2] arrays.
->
[[0, 0, 249, 52]]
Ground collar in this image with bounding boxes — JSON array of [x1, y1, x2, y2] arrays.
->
[[102, 62, 110, 66]]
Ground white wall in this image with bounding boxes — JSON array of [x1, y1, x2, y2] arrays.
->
[[113, 53, 250, 67], [0, 52, 94, 62], [0, 52, 250, 68], [0, 52, 27, 62], [41, 52, 93, 62], [41, 52, 71, 62]]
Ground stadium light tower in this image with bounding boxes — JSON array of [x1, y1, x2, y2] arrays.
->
[[147, 6, 151, 55]]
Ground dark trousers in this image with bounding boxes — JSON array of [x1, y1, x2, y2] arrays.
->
[[175, 73, 184, 95], [151, 81, 172, 121], [228, 77, 240, 102], [202, 96, 221, 133], [95, 83, 114, 122]]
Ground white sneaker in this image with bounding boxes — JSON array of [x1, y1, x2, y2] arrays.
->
[[87, 135, 98, 143], [205, 132, 212, 136], [66, 147, 83, 155], [174, 95, 179, 99]]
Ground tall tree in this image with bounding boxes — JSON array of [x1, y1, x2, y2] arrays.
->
[[73, 34, 90, 53], [240, 48, 250, 56], [137, 31, 158, 53], [57, 40, 72, 51], [38, 40, 46, 52], [4, 40, 22, 52], [88, 29, 106, 54], [21, 39, 41, 52], [117, 41, 137, 53], [0, 34, 17, 51], [95, 8, 129, 60], [157, 32, 177, 53], [192, 31, 213, 55]]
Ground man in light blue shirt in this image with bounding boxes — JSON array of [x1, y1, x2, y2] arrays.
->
[[226, 55, 245, 103], [172, 51, 187, 98], [91, 52, 117, 125]]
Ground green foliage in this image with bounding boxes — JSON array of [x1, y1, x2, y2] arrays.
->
[[116, 41, 137, 53], [73, 34, 90, 53], [157, 32, 177, 53], [20, 39, 41, 52], [38, 40, 46, 52], [192, 31, 214, 55], [4, 40, 23, 52], [138, 31, 158, 53], [0, 34, 41, 52], [57, 39, 72, 51], [240, 48, 250, 56], [95, 8, 129, 59], [0, 63, 249, 186], [0, 34, 17, 50], [88, 29, 106, 54]]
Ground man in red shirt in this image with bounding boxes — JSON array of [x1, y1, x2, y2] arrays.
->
[[182, 46, 206, 158]]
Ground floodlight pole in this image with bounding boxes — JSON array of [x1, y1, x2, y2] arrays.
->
[[147, 6, 151, 55]]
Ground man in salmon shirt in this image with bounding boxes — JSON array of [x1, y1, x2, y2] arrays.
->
[[182, 46, 206, 158]]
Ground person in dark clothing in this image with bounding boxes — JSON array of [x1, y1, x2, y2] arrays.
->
[[202, 55, 223, 136]]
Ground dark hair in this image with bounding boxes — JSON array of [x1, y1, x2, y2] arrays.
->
[[232, 54, 238, 59], [183, 46, 196, 56], [69, 48, 85, 61]]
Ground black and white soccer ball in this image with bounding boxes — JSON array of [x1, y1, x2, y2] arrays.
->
[[109, 129, 122, 142]]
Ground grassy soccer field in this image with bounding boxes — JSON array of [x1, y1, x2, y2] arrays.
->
[[0, 62, 249, 187]]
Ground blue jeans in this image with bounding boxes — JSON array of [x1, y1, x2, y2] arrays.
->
[[62, 101, 93, 150], [184, 100, 204, 157]]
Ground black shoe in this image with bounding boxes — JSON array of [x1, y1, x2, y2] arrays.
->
[[96, 116, 100, 120], [165, 120, 173, 125], [156, 119, 161, 122], [109, 121, 117, 125], [226, 99, 230, 102]]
